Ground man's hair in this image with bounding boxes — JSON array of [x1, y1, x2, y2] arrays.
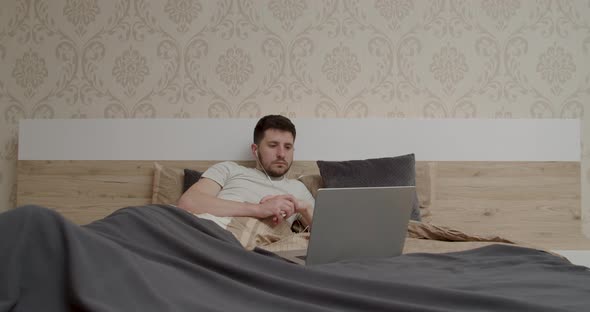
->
[[253, 115, 296, 144]]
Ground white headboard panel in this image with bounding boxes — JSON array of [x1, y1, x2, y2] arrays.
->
[[18, 118, 580, 161]]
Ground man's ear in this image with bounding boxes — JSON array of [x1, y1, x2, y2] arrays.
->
[[250, 143, 258, 158]]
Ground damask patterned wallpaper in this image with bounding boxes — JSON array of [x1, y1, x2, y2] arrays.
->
[[0, 0, 589, 220]]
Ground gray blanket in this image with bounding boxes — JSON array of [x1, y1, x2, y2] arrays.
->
[[1, 204, 589, 312]]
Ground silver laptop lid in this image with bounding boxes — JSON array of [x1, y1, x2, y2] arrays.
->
[[306, 186, 415, 266]]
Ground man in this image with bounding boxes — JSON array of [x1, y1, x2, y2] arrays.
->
[[177, 115, 314, 229]]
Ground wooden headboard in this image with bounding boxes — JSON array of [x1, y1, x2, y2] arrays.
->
[[16, 118, 587, 250], [17, 160, 583, 249]]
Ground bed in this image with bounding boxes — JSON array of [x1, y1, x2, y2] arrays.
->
[[5, 118, 590, 311]]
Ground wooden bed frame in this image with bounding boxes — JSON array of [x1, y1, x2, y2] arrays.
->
[[15, 118, 589, 251]]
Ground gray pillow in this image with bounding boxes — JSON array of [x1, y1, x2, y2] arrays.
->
[[316, 154, 421, 221]]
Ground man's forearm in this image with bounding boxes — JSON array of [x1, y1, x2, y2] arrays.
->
[[177, 192, 260, 218]]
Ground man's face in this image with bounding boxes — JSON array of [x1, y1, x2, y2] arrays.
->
[[254, 129, 294, 177]]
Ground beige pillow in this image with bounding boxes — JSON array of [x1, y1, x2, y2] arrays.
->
[[151, 162, 185, 205], [297, 174, 323, 198]]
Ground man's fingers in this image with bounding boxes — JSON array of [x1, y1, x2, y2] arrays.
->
[[281, 201, 295, 218], [260, 195, 275, 203], [280, 205, 291, 218], [259, 196, 299, 222], [281, 195, 301, 211], [274, 210, 283, 224]]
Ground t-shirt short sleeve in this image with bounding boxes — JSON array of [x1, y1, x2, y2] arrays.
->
[[201, 161, 236, 188]]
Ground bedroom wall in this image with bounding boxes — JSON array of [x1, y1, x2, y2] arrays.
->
[[0, 0, 589, 232]]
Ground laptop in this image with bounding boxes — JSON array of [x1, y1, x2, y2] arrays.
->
[[277, 186, 415, 266]]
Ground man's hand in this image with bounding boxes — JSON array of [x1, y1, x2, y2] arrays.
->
[[259, 194, 308, 225], [258, 195, 295, 224]]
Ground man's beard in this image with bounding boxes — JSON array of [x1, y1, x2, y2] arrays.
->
[[265, 161, 291, 177]]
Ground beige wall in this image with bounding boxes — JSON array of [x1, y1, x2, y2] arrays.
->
[[1, 0, 589, 224]]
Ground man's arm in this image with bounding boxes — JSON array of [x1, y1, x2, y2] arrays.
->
[[177, 178, 295, 222]]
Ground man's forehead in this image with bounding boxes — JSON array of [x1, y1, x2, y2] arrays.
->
[[261, 129, 294, 143]]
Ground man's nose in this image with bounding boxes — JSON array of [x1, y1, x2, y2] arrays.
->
[[276, 147, 286, 158]]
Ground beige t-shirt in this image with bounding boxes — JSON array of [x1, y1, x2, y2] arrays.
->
[[195, 161, 315, 229]]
